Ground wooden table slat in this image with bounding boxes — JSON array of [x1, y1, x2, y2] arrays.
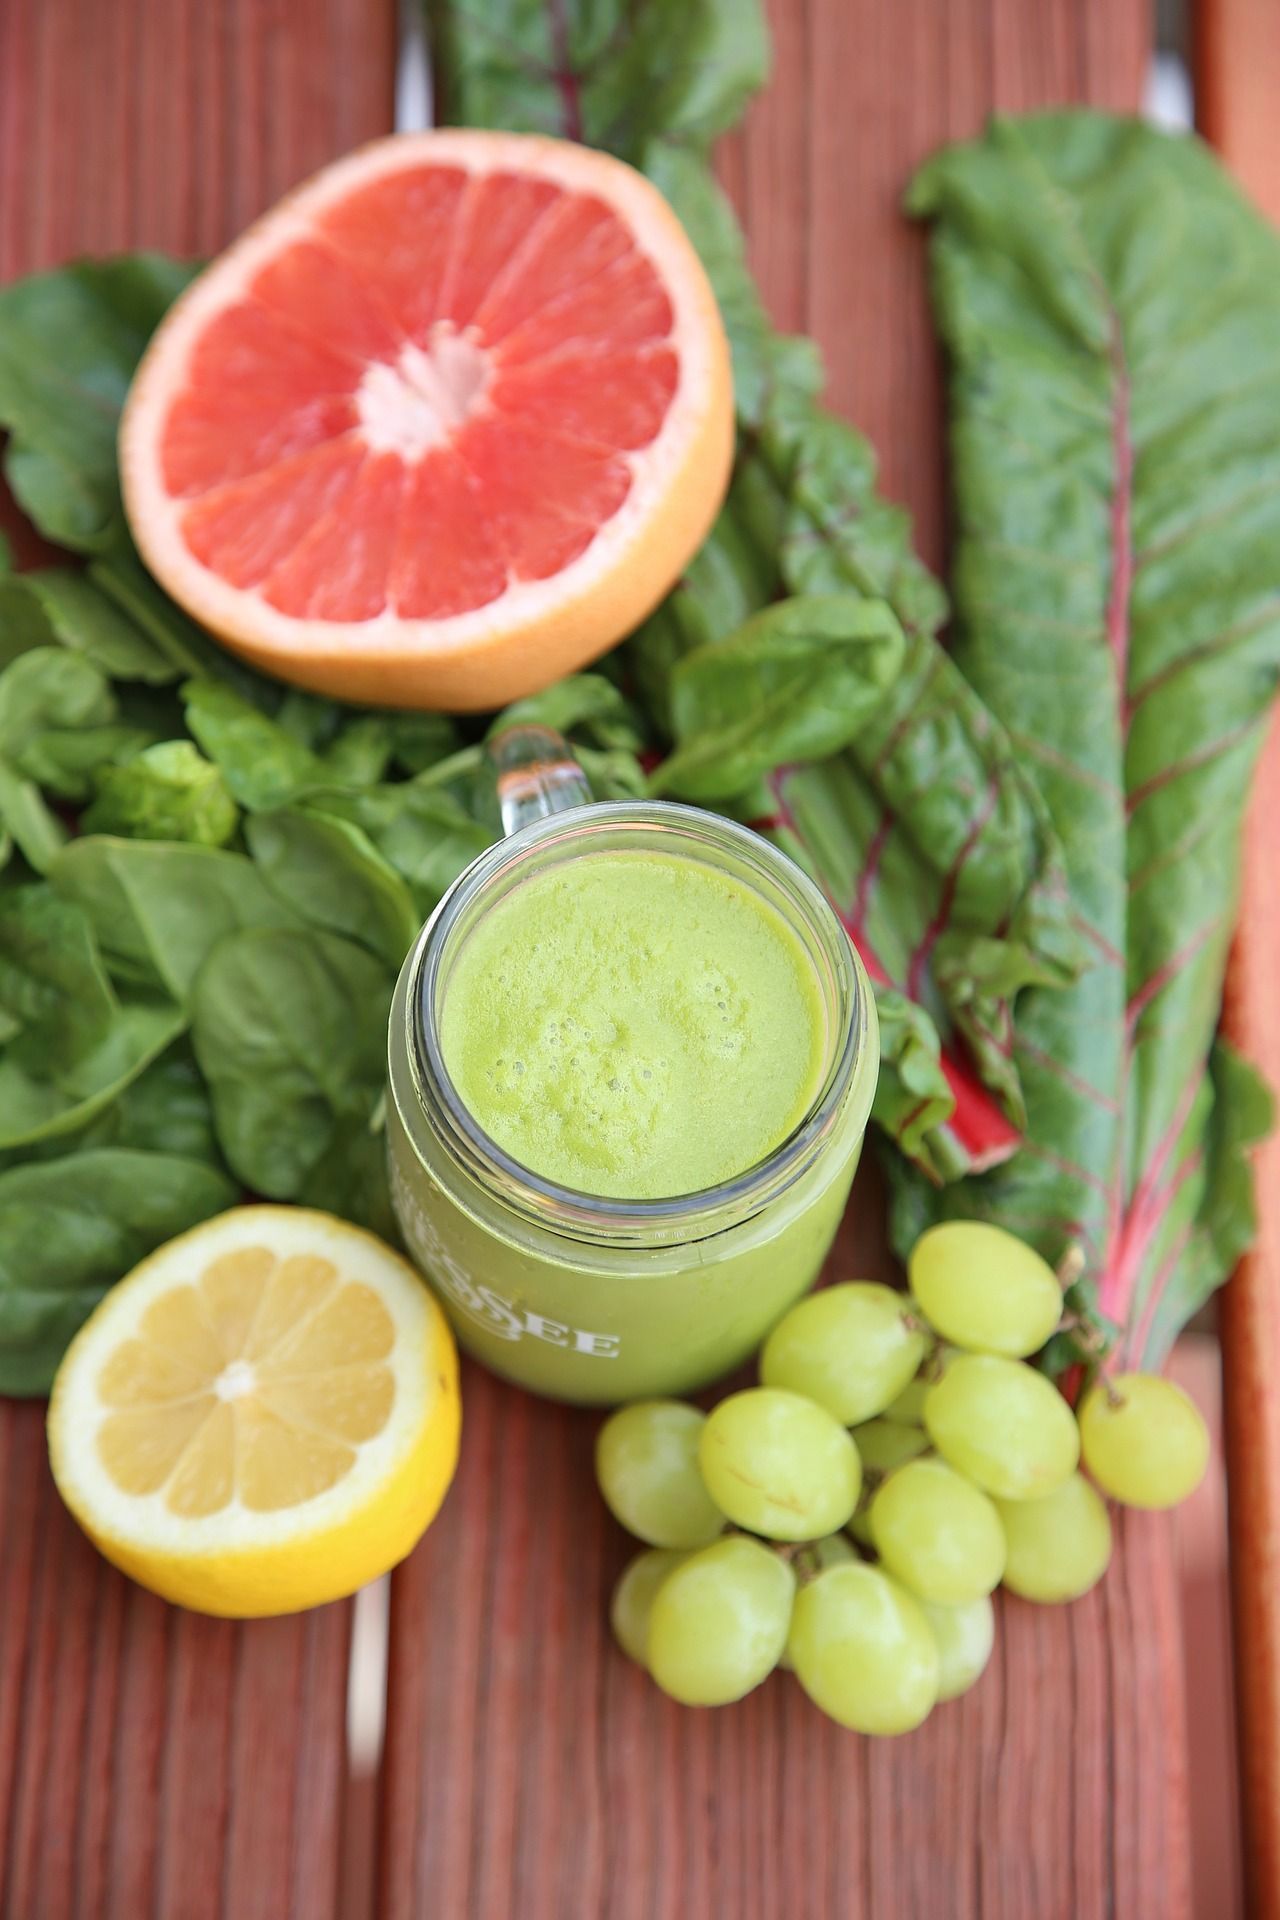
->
[[375, 2, 1201, 1913], [1196, 3, 1280, 1912], [0, 1400, 355, 1920], [0, 3, 398, 1913]]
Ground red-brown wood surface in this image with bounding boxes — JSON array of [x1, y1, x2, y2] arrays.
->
[[380, 6, 1191, 1912], [0, 4, 394, 1914], [1197, 2, 1280, 1911], [0, 0, 1221, 1915], [0, 1399, 353, 1920]]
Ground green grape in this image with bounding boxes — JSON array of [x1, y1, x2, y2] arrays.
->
[[924, 1355, 1079, 1500], [909, 1222, 1062, 1358], [596, 1400, 725, 1548], [852, 1419, 931, 1474], [849, 1507, 875, 1550], [869, 1458, 1005, 1604], [647, 1536, 795, 1705], [699, 1388, 862, 1541], [780, 1534, 856, 1669], [848, 1424, 928, 1550], [884, 1375, 930, 1425], [995, 1473, 1112, 1601], [610, 1549, 689, 1665], [1077, 1372, 1209, 1510], [760, 1282, 926, 1424], [787, 1563, 939, 1734], [921, 1596, 995, 1701], [883, 1346, 961, 1425]]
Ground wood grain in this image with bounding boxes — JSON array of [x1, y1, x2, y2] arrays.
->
[[381, 1229, 1189, 1920], [716, 0, 1150, 571], [0, 0, 1205, 1913], [1195, 2, 1280, 1911], [0, 0, 394, 279], [0, 1399, 352, 1920], [378, 4, 1195, 1914], [0, 3, 397, 1912]]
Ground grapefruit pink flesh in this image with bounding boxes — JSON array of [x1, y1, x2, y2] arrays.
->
[[121, 133, 733, 709]]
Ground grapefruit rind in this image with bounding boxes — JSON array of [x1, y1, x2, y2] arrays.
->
[[120, 131, 734, 711]]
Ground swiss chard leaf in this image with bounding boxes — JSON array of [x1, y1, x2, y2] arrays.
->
[[652, 595, 905, 801], [428, 0, 768, 158], [0, 256, 197, 552], [908, 113, 1280, 1360], [0, 1148, 235, 1395], [643, 144, 824, 432]]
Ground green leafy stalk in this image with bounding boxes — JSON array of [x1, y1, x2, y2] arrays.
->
[[635, 152, 1085, 1176], [429, 7, 1088, 1181], [908, 113, 1280, 1362]]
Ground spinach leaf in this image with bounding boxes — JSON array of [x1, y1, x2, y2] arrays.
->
[[0, 256, 197, 552], [90, 543, 279, 700], [51, 837, 297, 1004], [651, 595, 905, 800], [0, 996, 185, 1149], [80, 1040, 226, 1165], [491, 674, 647, 753], [331, 783, 493, 917], [570, 746, 648, 802], [908, 112, 1280, 1360], [246, 808, 420, 969], [18, 569, 179, 682], [320, 715, 396, 788], [0, 647, 150, 800], [298, 1127, 398, 1246], [0, 571, 64, 669], [0, 758, 67, 873], [83, 741, 239, 846], [0, 885, 117, 1069], [428, 0, 767, 159], [183, 679, 333, 809], [386, 712, 462, 776], [0, 1148, 235, 1394], [191, 928, 391, 1209]]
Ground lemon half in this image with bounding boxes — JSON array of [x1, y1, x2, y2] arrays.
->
[[48, 1206, 460, 1616]]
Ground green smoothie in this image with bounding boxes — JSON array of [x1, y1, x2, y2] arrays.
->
[[438, 849, 828, 1199]]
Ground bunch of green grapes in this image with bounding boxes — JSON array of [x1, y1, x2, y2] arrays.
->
[[596, 1221, 1210, 1736]]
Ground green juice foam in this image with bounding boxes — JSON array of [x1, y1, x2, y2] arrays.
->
[[438, 849, 828, 1200]]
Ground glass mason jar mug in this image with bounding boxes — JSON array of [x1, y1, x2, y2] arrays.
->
[[386, 728, 880, 1404]]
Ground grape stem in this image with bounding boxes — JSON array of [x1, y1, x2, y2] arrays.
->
[[1056, 1243, 1087, 1291], [1054, 1308, 1110, 1360], [920, 1339, 948, 1383]]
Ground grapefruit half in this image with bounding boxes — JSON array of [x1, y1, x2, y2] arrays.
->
[[120, 131, 733, 711]]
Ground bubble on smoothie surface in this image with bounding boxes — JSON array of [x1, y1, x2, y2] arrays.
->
[[438, 850, 827, 1199]]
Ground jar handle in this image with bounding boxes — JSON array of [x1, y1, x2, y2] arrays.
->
[[487, 725, 594, 838]]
